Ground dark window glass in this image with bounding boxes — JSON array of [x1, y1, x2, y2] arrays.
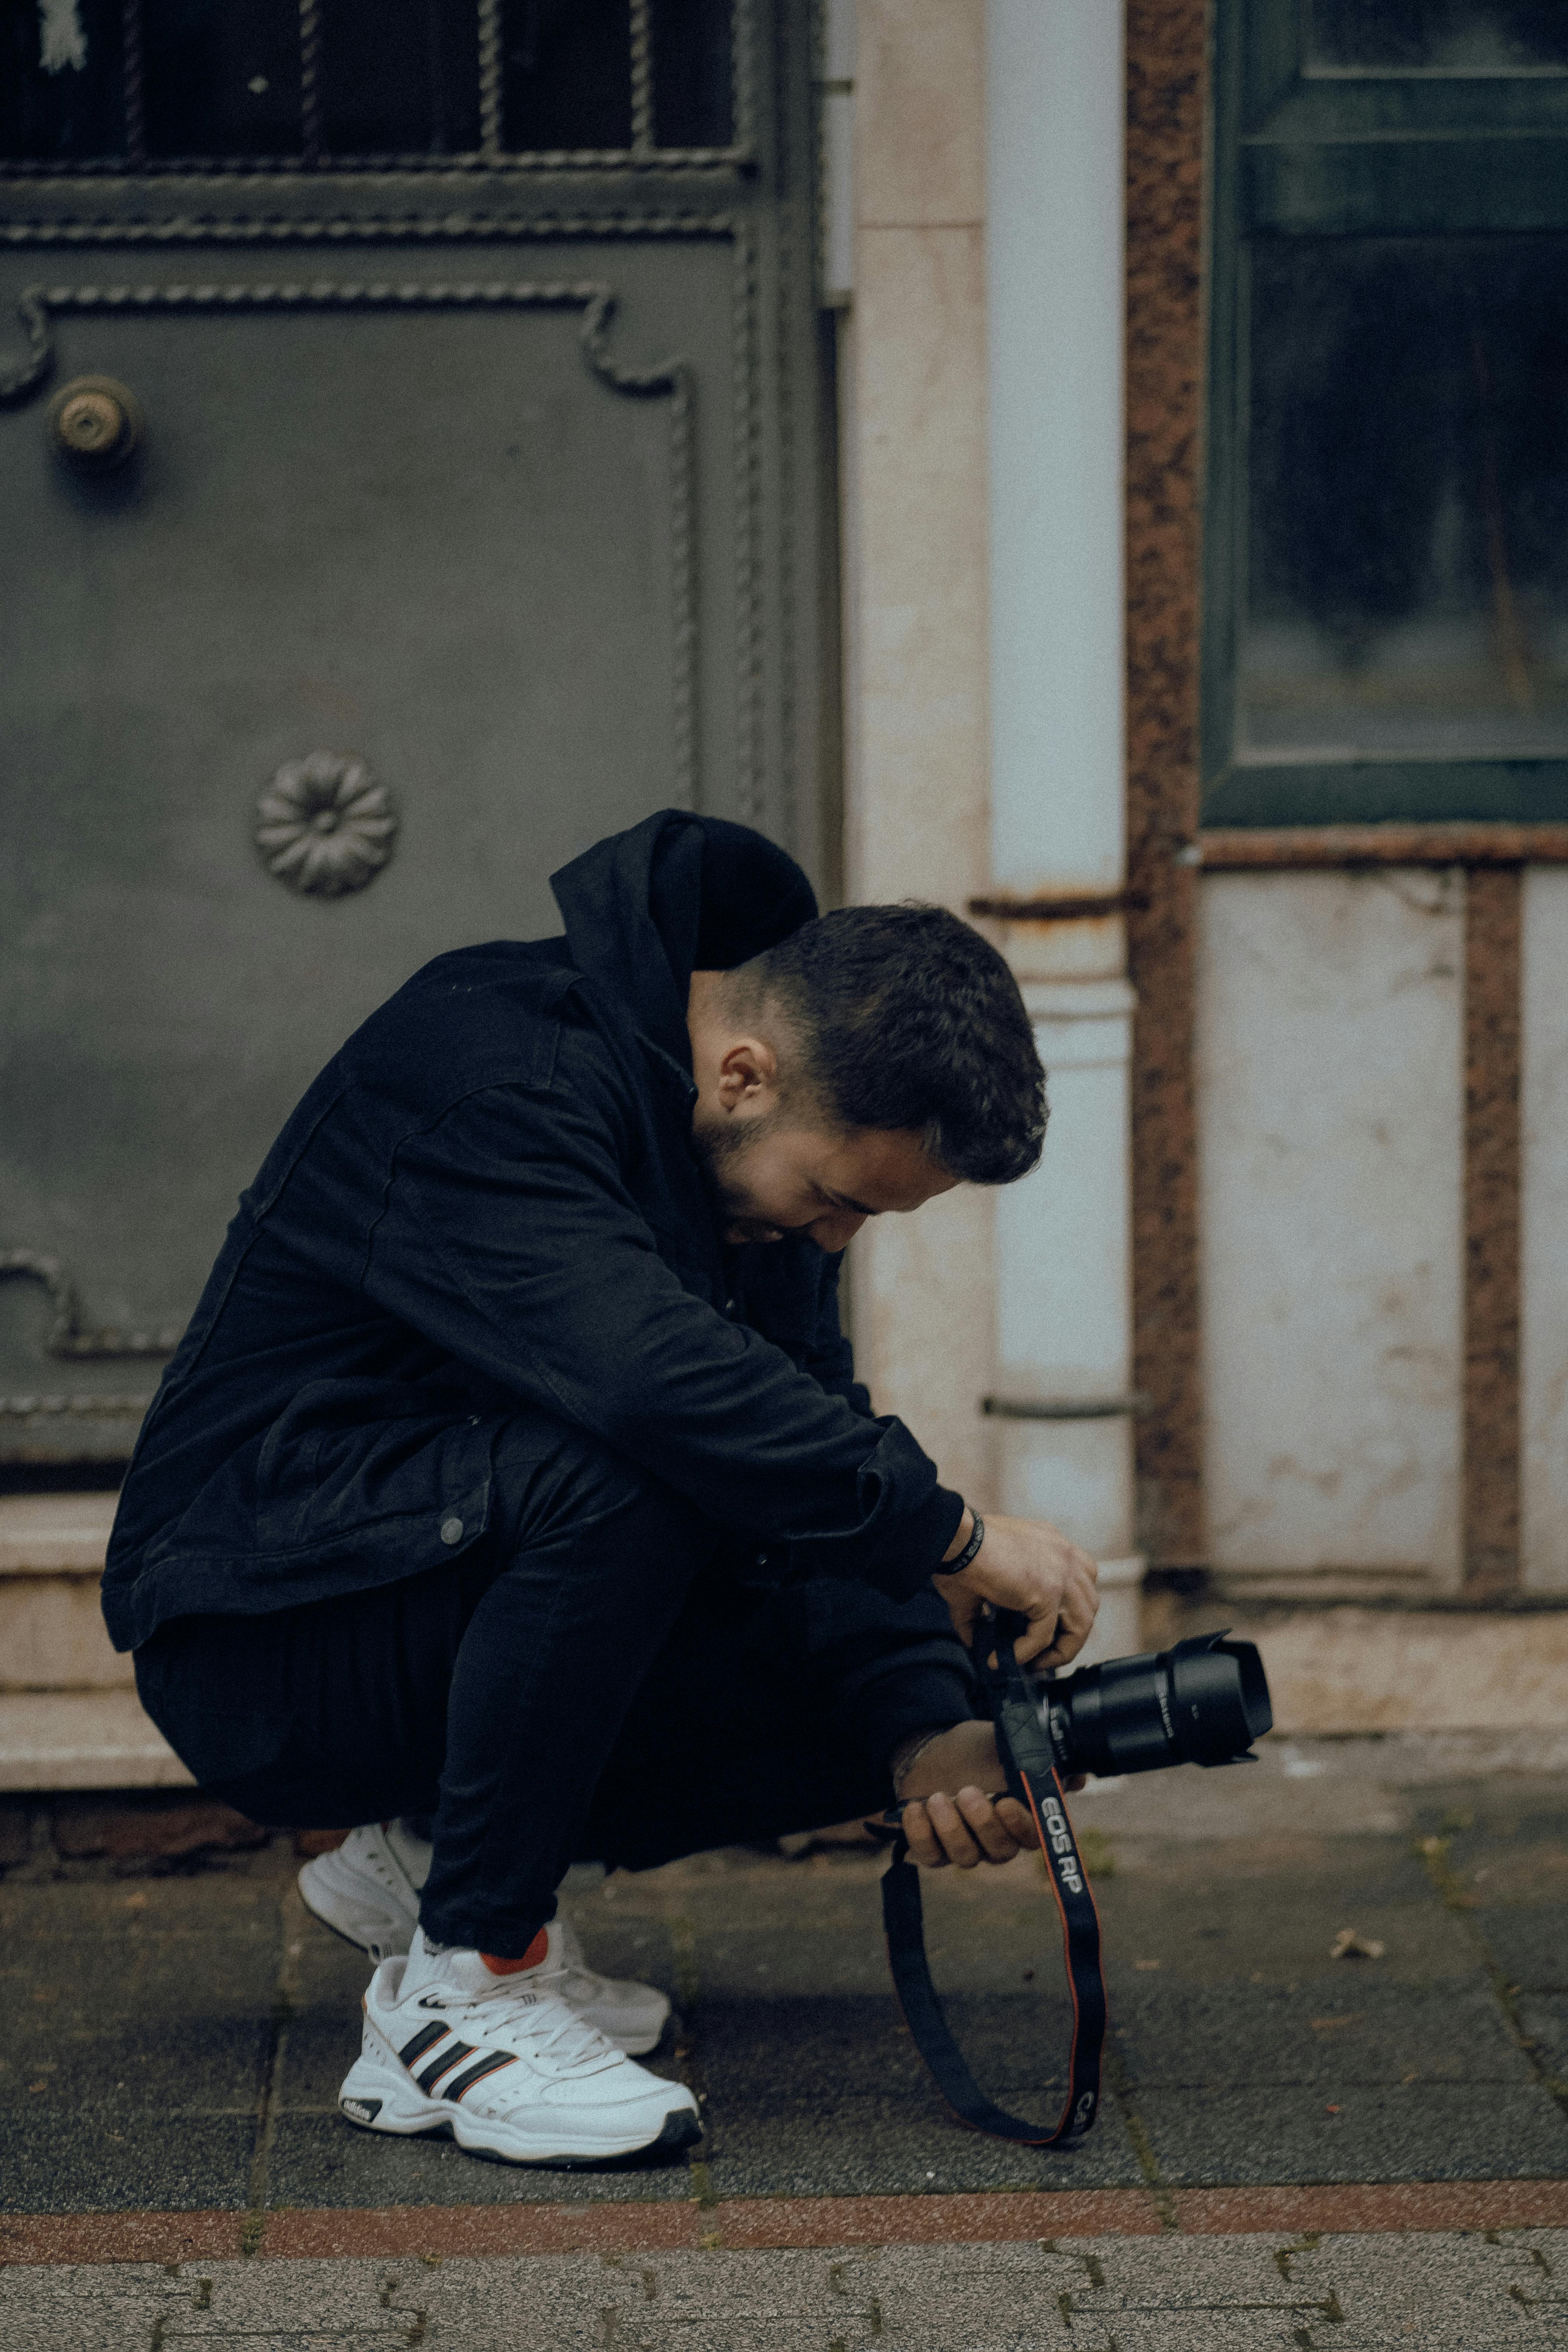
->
[[0, 0, 126, 160], [651, 0, 732, 147], [1308, 0, 1568, 72], [1242, 239, 1568, 759], [142, 0, 303, 157], [318, 0, 479, 154], [501, 0, 631, 150]]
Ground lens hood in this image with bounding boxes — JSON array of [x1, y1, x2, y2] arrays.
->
[[1040, 1629, 1273, 1780]]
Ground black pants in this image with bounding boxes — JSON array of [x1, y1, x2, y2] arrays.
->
[[135, 1408, 976, 1951]]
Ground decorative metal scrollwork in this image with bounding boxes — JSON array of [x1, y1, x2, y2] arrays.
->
[[255, 751, 397, 898], [0, 1248, 182, 1357]]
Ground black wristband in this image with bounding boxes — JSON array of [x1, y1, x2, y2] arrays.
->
[[935, 1510, 985, 1578]]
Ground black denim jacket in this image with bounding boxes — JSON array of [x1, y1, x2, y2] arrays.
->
[[103, 812, 965, 1651]]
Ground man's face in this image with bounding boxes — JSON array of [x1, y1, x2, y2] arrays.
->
[[689, 1035, 958, 1249]]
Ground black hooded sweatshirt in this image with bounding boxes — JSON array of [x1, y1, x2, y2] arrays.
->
[[102, 811, 966, 1653]]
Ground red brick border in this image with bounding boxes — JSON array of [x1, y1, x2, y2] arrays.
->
[[1125, 0, 1209, 1570], [1463, 865, 1525, 1597], [5, 2184, 1567, 2265], [1174, 2182, 1568, 2236]]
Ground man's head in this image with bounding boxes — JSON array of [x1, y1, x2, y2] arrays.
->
[[686, 903, 1047, 1250]]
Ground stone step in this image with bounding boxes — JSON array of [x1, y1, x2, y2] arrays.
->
[[0, 1493, 130, 1691], [2, 1499, 1564, 1793], [0, 1689, 192, 1792], [0, 1495, 190, 1789]]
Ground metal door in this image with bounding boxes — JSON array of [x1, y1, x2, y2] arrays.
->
[[0, 0, 827, 1459]]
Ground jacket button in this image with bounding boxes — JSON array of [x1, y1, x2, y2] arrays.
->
[[440, 1516, 464, 1546]]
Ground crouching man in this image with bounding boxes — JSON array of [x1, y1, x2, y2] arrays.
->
[[104, 810, 1098, 2170]]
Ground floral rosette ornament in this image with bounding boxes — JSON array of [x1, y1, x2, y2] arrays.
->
[[255, 753, 398, 898]]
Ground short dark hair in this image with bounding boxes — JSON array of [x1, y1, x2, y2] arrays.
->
[[732, 903, 1047, 1184]]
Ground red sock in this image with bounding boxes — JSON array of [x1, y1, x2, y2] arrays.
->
[[480, 1927, 549, 1975]]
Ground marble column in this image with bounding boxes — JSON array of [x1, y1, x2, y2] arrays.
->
[[985, 0, 1141, 1661]]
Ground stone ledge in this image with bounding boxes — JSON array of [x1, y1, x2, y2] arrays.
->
[[1149, 1599, 1568, 1736], [0, 1491, 117, 1575], [0, 1690, 193, 1792]]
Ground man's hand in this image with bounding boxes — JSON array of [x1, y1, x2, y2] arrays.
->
[[934, 1510, 1099, 1669], [894, 1720, 1038, 1868]]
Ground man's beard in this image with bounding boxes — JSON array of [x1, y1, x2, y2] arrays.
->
[[690, 1110, 788, 1244]]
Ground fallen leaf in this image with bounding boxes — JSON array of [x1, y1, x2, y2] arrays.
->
[[1310, 2014, 1361, 2031], [1330, 1927, 1385, 1961], [1325, 2104, 1341, 2115], [1134, 1958, 1161, 1972]]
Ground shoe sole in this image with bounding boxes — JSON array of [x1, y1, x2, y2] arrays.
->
[[338, 2062, 701, 2167]]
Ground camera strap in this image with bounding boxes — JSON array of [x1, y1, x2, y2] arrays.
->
[[876, 1608, 1106, 2145]]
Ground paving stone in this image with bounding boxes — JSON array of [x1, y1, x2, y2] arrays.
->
[[1519, 1992, 1568, 2077], [1478, 1905, 1568, 1995], [1089, 1850, 1481, 1988], [0, 2113, 258, 2217], [1109, 1975, 1534, 2089], [0, 1798, 34, 1867], [0, 1879, 281, 2214], [6, 2233, 1568, 2350], [560, 1905, 681, 2004], [263, 2110, 703, 2208], [694, 1993, 1146, 2196], [0, 1866, 284, 1944], [0, 2264, 224, 2352], [1134, 2077, 1568, 2184]]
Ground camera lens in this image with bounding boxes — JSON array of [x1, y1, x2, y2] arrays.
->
[[1038, 1631, 1272, 1779]]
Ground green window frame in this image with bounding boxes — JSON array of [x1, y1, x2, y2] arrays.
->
[[1203, 0, 1568, 827]]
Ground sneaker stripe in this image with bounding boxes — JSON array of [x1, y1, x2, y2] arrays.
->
[[444, 2050, 519, 2102], [415, 2040, 476, 2092], [397, 2022, 450, 2068]]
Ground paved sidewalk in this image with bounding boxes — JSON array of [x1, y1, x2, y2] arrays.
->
[[2, 1733, 1565, 2343], [7, 2229, 1568, 2349]]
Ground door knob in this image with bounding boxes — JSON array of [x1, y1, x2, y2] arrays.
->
[[46, 375, 142, 469]]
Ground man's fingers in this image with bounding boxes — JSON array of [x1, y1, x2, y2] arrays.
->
[[994, 1794, 1040, 1848], [904, 1792, 1041, 1870], [922, 1790, 985, 1868], [1014, 1563, 1101, 1668], [900, 1800, 948, 1868], [955, 1786, 1023, 1864]]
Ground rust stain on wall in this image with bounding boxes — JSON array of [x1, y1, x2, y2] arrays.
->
[[1463, 866, 1523, 1596], [1125, 0, 1207, 1563]]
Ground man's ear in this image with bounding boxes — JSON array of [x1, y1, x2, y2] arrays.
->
[[716, 1034, 781, 1114]]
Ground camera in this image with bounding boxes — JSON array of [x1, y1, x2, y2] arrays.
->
[[880, 1615, 1276, 2148]]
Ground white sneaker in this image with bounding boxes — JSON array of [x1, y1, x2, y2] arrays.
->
[[299, 1822, 427, 1962], [338, 1927, 701, 2167], [299, 1822, 672, 2054]]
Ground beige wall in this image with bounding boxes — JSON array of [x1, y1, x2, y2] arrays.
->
[[1197, 870, 1467, 1586], [841, 0, 996, 1510]]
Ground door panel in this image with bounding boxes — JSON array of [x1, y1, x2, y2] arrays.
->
[[0, 3, 825, 1456]]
